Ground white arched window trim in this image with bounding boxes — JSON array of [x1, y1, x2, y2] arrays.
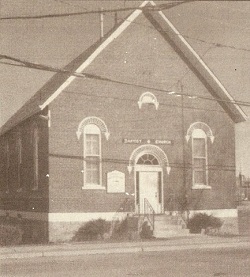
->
[[138, 92, 159, 110], [127, 144, 170, 174], [186, 122, 214, 143], [76, 116, 110, 140]]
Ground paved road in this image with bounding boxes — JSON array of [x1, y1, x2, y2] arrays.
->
[[1, 247, 250, 277]]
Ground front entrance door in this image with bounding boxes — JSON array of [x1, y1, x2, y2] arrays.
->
[[139, 171, 160, 213]]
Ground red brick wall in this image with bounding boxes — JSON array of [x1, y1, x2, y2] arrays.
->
[[48, 15, 237, 214], [48, 81, 236, 213]]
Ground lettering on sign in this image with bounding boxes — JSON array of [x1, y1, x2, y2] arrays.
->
[[123, 139, 142, 144], [154, 139, 172, 145], [123, 138, 173, 145], [107, 170, 125, 193]]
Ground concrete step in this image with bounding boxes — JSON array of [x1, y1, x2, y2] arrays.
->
[[154, 223, 184, 231], [153, 214, 189, 238], [154, 228, 190, 238]]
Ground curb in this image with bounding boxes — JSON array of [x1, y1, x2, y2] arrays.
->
[[1, 241, 249, 260]]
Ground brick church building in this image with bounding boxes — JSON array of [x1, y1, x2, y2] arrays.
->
[[0, 1, 247, 242]]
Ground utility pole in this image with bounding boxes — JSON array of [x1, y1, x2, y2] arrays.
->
[[100, 8, 104, 40], [180, 81, 189, 219]]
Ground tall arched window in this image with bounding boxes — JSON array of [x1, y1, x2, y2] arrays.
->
[[192, 129, 209, 188], [83, 124, 103, 189], [186, 122, 213, 189], [77, 116, 109, 189]]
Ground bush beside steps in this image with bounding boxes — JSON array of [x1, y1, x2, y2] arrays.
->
[[72, 217, 154, 242], [187, 213, 223, 234]]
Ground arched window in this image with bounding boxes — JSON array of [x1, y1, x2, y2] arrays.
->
[[186, 122, 213, 189], [136, 154, 159, 165], [192, 129, 208, 188], [83, 124, 103, 189], [128, 144, 171, 174], [33, 125, 39, 191], [77, 117, 109, 189]]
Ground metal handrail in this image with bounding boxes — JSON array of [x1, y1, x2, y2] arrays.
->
[[144, 198, 155, 231]]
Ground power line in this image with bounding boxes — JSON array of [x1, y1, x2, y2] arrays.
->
[[64, 89, 228, 116], [2, 1, 250, 55], [0, 2, 188, 20], [1, 54, 250, 109], [181, 34, 250, 53]]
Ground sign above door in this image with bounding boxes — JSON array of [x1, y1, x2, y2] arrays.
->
[[123, 138, 173, 145]]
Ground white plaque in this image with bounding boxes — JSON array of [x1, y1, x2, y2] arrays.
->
[[107, 170, 125, 193]]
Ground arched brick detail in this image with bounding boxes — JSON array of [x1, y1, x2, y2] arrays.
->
[[128, 144, 170, 174], [76, 116, 110, 140], [186, 122, 214, 143], [138, 92, 159, 110]]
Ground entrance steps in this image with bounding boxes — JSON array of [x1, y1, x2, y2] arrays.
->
[[153, 214, 190, 238]]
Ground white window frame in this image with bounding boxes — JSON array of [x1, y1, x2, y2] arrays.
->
[[82, 124, 104, 190], [32, 126, 39, 191], [191, 129, 211, 190]]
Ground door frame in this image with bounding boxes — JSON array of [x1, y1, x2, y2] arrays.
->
[[134, 164, 164, 214]]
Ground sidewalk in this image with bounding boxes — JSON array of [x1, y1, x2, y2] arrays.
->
[[1, 235, 250, 260]]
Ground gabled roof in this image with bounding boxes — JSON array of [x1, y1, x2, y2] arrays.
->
[[0, 1, 247, 136]]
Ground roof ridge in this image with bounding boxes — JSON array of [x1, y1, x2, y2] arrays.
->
[[0, 1, 149, 136], [0, 1, 246, 136]]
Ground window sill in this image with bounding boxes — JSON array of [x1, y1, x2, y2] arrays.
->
[[82, 185, 106, 190], [192, 184, 211, 190]]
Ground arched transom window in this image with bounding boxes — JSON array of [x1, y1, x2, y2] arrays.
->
[[136, 154, 159, 165]]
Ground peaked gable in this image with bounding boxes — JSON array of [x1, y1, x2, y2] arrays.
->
[[0, 1, 246, 136]]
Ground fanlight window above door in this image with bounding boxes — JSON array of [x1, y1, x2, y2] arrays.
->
[[136, 154, 159, 165]]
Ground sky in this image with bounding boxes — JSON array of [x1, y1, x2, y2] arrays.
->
[[0, 0, 250, 175]]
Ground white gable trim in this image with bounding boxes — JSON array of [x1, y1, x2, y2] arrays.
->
[[39, 1, 150, 110], [150, 1, 246, 121], [39, 0, 246, 122]]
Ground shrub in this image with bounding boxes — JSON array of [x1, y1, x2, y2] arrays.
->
[[73, 219, 111, 241], [187, 213, 222, 234], [0, 223, 23, 246], [139, 221, 153, 240], [110, 218, 128, 240]]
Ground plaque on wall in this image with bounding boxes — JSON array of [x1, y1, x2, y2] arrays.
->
[[107, 170, 125, 193]]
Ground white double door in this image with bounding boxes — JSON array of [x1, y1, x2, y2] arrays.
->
[[137, 169, 163, 214]]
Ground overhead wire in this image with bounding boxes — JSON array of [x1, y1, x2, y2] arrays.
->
[[64, 89, 228, 117], [0, 2, 188, 20], [48, 153, 236, 172], [1, 1, 250, 55], [1, 53, 250, 108]]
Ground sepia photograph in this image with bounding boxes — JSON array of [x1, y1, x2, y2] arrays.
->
[[0, 1, 250, 276]]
